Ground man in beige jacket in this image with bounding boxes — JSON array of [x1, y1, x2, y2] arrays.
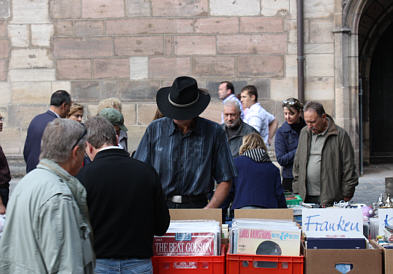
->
[[293, 101, 358, 207], [0, 119, 94, 273]]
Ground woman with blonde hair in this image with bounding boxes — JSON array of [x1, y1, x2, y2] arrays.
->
[[67, 103, 84, 123], [228, 133, 286, 209], [97, 97, 122, 114], [67, 103, 91, 166]]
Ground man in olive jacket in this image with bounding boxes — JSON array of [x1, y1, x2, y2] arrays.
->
[[293, 101, 358, 206]]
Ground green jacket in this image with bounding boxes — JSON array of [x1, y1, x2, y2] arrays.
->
[[292, 116, 358, 206], [0, 159, 95, 274]]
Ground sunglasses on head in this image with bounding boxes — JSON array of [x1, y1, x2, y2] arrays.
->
[[72, 126, 87, 149], [282, 98, 303, 109]]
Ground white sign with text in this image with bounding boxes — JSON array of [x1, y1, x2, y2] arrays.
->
[[378, 208, 393, 236], [302, 208, 363, 238]]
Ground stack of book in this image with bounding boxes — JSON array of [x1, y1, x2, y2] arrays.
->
[[153, 220, 221, 256]]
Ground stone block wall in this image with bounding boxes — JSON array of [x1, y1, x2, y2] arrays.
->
[[0, 0, 337, 162]]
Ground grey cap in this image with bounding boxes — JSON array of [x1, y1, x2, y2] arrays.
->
[[98, 108, 128, 132]]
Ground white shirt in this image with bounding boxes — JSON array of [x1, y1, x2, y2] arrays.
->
[[98, 146, 122, 153], [243, 102, 275, 145], [221, 94, 244, 123], [48, 109, 60, 118]]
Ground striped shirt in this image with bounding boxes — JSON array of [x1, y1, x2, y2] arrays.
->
[[134, 117, 237, 197]]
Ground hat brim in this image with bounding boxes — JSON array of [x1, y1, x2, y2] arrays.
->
[[119, 124, 128, 132], [156, 87, 211, 120]]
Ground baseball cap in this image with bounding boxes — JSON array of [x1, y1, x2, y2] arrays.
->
[[98, 108, 128, 132]]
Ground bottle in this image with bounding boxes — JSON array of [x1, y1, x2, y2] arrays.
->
[[386, 193, 393, 208]]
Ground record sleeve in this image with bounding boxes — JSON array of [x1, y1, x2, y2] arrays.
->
[[154, 232, 217, 256], [153, 220, 221, 256], [230, 218, 301, 256], [235, 227, 301, 256]]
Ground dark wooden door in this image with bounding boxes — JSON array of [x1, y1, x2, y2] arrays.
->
[[370, 23, 393, 163]]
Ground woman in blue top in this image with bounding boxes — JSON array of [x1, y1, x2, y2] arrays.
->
[[274, 98, 306, 193], [229, 133, 287, 209]]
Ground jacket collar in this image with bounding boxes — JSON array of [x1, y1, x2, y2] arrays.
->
[[168, 117, 201, 136], [38, 158, 74, 181], [242, 148, 271, 163], [37, 159, 90, 223], [281, 118, 306, 132], [222, 119, 246, 138], [306, 114, 338, 137], [46, 110, 59, 118], [95, 147, 130, 160]]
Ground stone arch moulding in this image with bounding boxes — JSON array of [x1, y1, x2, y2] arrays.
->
[[332, 0, 367, 169]]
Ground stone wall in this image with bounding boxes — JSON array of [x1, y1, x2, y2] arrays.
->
[[0, 0, 337, 163]]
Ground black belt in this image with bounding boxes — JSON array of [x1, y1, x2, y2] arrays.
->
[[168, 194, 207, 204]]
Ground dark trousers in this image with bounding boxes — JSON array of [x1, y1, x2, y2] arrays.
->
[[0, 188, 9, 207], [282, 178, 293, 193], [166, 199, 207, 209], [305, 195, 320, 204]]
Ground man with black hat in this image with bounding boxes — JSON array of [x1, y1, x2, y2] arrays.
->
[[134, 76, 237, 209]]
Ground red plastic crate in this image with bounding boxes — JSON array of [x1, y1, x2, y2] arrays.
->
[[226, 253, 304, 274], [152, 245, 226, 274]]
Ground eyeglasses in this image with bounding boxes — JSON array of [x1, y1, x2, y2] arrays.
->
[[282, 98, 303, 108], [72, 126, 87, 149]]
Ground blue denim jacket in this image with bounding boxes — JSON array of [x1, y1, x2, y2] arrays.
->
[[274, 121, 304, 179]]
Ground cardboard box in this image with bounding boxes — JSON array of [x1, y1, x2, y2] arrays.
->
[[234, 208, 294, 220], [370, 240, 393, 274], [383, 247, 393, 274], [169, 208, 222, 224], [306, 237, 366, 249], [305, 242, 383, 274]]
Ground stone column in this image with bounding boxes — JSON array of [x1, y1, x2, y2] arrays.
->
[[333, 0, 360, 168]]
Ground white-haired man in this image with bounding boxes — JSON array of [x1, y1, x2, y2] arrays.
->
[[222, 99, 258, 157]]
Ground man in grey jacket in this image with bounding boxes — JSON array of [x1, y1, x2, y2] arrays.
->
[[293, 101, 358, 206], [0, 119, 94, 273], [221, 99, 258, 157]]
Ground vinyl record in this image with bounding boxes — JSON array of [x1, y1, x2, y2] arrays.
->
[[256, 240, 282, 255]]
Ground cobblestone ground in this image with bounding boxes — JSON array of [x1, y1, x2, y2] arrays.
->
[[351, 163, 393, 205], [9, 164, 393, 206]]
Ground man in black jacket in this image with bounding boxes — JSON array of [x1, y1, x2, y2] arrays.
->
[[78, 116, 170, 274]]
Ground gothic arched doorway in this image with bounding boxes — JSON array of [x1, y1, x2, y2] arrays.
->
[[369, 23, 393, 162], [356, 0, 393, 164]]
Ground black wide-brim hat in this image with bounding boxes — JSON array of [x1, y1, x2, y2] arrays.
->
[[156, 76, 211, 120]]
